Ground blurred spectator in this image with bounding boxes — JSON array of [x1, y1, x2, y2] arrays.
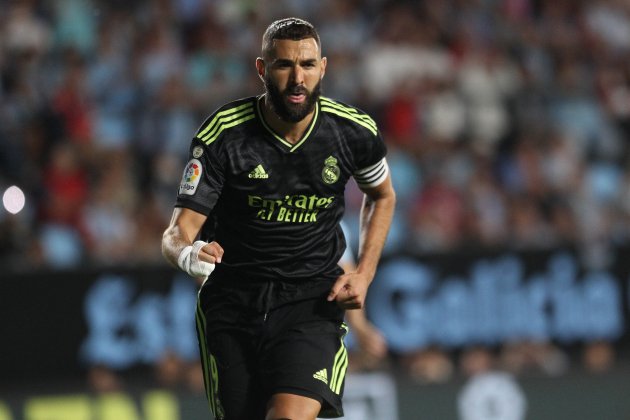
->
[[3, 1, 51, 56], [138, 74, 196, 160], [40, 142, 88, 227], [52, 0, 98, 54], [582, 340, 616, 374], [87, 13, 138, 153], [51, 50, 93, 145], [410, 176, 466, 252], [499, 341, 569, 377], [401, 348, 454, 384], [82, 150, 137, 264], [457, 46, 521, 153], [464, 156, 509, 247], [37, 142, 88, 266]]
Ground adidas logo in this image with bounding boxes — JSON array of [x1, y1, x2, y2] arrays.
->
[[313, 369, 328, 385], [248, 164, 269, 179]]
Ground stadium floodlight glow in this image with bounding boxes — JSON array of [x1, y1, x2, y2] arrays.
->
[[3, 185, 26, 215]]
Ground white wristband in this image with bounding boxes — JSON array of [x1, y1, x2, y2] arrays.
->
[[177, 240, 215, 280]]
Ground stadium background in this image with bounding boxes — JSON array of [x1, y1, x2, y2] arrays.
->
[[1, 0, 630, 419]]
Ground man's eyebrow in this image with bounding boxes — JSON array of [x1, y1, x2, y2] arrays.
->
[[272, 58, 318, 66], [272, 58, 294, 65]]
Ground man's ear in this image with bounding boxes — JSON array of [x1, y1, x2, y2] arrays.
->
[[320, 56, 327, 80], [255, 57, 265, 82]]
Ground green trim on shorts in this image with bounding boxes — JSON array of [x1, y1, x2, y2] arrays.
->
[[196, 299, 225, 419], [330, 323, 349, 394]]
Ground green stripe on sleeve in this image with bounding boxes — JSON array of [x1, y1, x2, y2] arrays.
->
[[200, 110, 255, 143], [197, 102, 254, 138], [320, 97, 377, 129], [321, 107, 377, 136]]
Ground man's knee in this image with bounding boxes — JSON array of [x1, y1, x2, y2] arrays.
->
[[266, 409, 318, 420], [265, 392, 320, 420]]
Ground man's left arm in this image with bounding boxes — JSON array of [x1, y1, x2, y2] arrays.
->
[[328, 174, 396, 308]]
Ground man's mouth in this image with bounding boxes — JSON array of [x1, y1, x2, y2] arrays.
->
[[287, 93, 306, 103], [286, 88, 307, 104]]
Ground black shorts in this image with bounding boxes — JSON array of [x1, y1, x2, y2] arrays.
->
[[195, 288, 348, 419]]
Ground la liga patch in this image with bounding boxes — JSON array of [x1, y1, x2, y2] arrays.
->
[[179, 159, 202, 195]]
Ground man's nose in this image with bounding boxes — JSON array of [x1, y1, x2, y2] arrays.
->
[[291, 65, 305, 85]]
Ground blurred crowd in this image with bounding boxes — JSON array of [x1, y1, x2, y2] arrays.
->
[[0, 0, 628, 388], [2, 0, 630, 270]]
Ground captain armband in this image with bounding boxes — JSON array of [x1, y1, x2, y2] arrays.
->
[[353, 158, 389, 189]]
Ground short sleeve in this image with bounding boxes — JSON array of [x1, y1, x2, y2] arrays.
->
[[352, 129, 388, 189], [174, 138, 225, 216]]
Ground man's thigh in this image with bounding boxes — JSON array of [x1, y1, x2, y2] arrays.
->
[[261, 298, 348, 418], [198, 313, 266, 419]]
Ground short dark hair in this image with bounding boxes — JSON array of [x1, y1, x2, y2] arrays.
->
[[261, 18, 321, 58]]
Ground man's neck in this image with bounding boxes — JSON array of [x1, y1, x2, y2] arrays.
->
[[261, 95, 315, 145]]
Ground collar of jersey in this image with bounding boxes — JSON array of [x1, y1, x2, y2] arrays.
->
[[256, 95, 319, 152]]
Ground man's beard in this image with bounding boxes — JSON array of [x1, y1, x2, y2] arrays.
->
[[264, 76, 321, 123]]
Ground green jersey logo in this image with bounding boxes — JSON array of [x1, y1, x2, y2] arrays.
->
[[313, 368, 328, 385], [248, 164, 269, 179], [322, 156, 340, 184]]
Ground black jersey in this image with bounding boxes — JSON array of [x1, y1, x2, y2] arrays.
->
[[175, 95, 387, 299]]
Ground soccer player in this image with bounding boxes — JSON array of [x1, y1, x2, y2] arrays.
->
[[162, 17, 395, 420]]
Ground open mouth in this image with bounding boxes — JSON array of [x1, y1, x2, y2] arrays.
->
[[286, 88, 308, 104], [287, 93, 306, 103]]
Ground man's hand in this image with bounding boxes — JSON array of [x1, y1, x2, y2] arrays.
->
[[177, 240, 224, 281], [327, 272, 370, 309]]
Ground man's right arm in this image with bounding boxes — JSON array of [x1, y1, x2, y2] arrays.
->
[[162, 207, 224, 279]]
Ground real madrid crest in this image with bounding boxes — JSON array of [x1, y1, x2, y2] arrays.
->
[[322, 156, 340, 184], [192, 146, 204, 158]]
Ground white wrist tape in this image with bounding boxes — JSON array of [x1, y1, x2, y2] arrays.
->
[[177, 240, 215, 280]]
